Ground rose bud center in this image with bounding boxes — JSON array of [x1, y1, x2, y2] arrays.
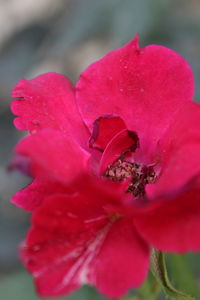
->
[[104, 159, 156, 198]]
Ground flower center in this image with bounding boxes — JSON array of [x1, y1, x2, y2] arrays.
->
[[104, 159, 156, 197]]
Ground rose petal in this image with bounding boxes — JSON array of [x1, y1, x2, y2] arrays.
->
[[90, 218, 150, 298], [15, 129, 90, 183], [89, 114, 127, 151], [147, 102, 200, 198], [135, 176, 200, 252], [20, 193, 109, 297], [76, 35, 194, 161], [11, 178, 68, 212], [20, 190, 149, 298], [99, 129, 139, 174], [11, 73, 89, 147]]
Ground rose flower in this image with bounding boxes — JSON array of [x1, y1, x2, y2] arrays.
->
[[11, 36, 200, 298]]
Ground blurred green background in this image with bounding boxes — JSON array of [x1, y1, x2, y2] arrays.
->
[[0, 0, 200, 299]]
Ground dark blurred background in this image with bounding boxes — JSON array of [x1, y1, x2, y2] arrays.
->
[[0, 0, 200, 299]]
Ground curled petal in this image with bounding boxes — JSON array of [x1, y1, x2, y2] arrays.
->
[[89, 114, 127, 151], [100, 129, 139, 174]]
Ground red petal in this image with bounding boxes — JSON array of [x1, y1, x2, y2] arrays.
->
[[15, 129, 90, 183], [20, 193, 110, 297], [90, 218, 150, 298], [11, 73, 89, 147], [20, 184, 149, 298], [135, 177, 200, 252], [11, 179, 68, 212], [100, 129, 139, 174], [89, 115, 127, 151], [76, 36, 194, 160], [147, 102, 200, 198]]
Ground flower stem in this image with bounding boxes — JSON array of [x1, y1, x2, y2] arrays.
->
[[151, 249, 195, 300]]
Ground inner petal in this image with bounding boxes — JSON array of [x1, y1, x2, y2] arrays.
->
[[99, 129, 139, 175], [89, 116, 158, 199], [89, 115, 127, 151]]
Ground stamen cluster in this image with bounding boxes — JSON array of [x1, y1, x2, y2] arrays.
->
[[104, 159, 156, 197]]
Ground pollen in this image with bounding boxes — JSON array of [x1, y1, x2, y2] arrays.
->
[[104, 159, 156, 197]]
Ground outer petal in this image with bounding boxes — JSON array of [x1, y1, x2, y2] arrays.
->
[[21, 186, 149, 298], [11, 179, 68, 212], [135, 176, 200, 253], [20, 193, 110, 297], [15, 129, 90, 183], [90, 218, 150, 298], [11, 73, 89, 146], [76, 36, 194, 161], [147, 102, 200, 198]]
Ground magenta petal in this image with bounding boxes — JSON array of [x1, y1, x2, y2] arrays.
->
[[135, 177, 200, 253], [76, 36, 194, 158], [20, 187, 149, 298], [15, 129, 90, 183], [100, 129, 139, 174], [148, 102, 200, 198], [90, 218, 150, 298], [11, 179, 68, 212], [89, 115, 127, 151], [20, 193, 109, 297], [11, 73, 89, 147]]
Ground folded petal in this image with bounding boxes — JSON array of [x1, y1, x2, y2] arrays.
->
[[11, 73, 89, 146], [100, 129, 139, 174], [90, 218, 150, 298], [76, 36, 194, 160], [15, 129, 90, 183], [135, 177, 200, 253]]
